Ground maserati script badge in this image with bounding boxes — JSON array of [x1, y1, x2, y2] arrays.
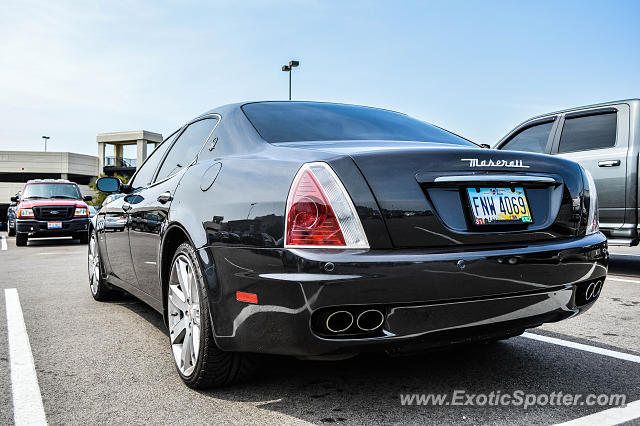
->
[[461, 158, 529, 168]]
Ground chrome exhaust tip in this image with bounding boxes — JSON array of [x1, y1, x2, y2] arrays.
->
[[585, 282, 596, 301], [356, 309, 385, 331], [326, 310, 354, 333], [593, 280, 603, 298]]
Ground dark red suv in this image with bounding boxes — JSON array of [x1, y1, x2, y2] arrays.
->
[[12, 179, 92, 246]]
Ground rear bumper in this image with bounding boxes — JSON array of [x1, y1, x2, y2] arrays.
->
[[16, 218, 89, 237], [199, 233, 608, 356]]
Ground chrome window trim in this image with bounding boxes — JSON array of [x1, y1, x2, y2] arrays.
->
[[150, 113, 221, 187], [128, 127, 184, 190]]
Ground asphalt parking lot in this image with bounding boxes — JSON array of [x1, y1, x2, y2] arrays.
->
[[0, 233, 639, 425]]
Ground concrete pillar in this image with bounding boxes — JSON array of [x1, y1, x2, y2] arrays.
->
[[136, 139, 147, 168], [114, 144, 124, 162], [97, 142, 105, 175]]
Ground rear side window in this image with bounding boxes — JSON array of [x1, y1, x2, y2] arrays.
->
[[155, 118, 218, 182], [242, 102, 474, 146], [129, 131, 178, 190], [557, 112, 617, 153], [501, 121, 553, 153]]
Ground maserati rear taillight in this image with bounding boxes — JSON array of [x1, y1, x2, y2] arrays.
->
[[285, 162, 369, 249]]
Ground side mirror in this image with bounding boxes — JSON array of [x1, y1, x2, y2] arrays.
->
[[96, 177, 122, 193], [83, 195, 93, 202], [480, 144, 491, 149], [10, 196, 18, 202]]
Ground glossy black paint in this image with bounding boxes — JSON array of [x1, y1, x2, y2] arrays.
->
[[90, 102, 608, 357]]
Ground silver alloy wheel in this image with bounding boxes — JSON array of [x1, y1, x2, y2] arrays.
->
[[167, 254, 201, 377], [88, 234, 100, 295]]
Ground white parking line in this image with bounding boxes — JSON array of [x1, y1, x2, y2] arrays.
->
[[1, 235, 7, 250], [525, 332, 640, 425], [554, 399, 640, 426], [609, 253, 640, 257], [607, 277, 640, 284], [4, 288, 47, 425], [522, 332, 640, 363]]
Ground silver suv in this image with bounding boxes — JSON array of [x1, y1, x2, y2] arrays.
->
[[496, 99, 640, 246]]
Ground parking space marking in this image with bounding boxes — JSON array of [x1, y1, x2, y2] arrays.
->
[[1, 235, 6, 250], [522, 332, 640, 363], [525, 332, 640, 425], [4, 288, 47, 425], [607, 277, 640, 284], [554, 399, 640, 426]]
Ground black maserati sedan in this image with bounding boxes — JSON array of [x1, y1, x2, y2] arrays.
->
[[91, 101, 608, 388]]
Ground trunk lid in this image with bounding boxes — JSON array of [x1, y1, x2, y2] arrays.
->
[[283, 141, 585, 248]]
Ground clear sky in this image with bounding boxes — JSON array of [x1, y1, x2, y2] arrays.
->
[[1, 0, 639, 156]]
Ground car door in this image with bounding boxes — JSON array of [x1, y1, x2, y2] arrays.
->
[[128, 116, 219, 300], [103, 194, 137, 285], [551, 105, 631, 231]]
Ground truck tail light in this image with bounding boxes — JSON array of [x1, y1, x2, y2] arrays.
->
[[285, 162, 369, 249]]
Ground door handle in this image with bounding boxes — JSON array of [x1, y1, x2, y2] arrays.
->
[[598, 160, 621, 167], [122, 202, 131, 212], [157, 191, 173, 204]]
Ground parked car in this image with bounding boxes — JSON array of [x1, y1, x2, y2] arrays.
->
[[6, 192, 19, 236], [88, 205, 98, 218], [98, 193, 127, 231], [89, 101, 607, 388], [13, 179, 92, 246], [496, 99, 640, 246], [102, 193, 125, 206]]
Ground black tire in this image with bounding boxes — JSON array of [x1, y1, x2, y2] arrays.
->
[[168, 242, 258, 388], [8, 226, 15, 237], [76, 231, 89, 244], [16, 233, 27, 246], [88, 231, 119, 301]]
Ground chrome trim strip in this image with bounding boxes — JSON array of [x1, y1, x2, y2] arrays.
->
[[434, 175, 557, 184]]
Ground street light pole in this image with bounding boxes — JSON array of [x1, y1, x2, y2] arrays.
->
[[42, 136, 50, 152], [281, 60, 299, 100]]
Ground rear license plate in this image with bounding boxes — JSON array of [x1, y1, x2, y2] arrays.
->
[[466, 187, 532, 225], [47, 221, 62, 229]]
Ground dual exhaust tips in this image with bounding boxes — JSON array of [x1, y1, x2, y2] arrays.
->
[[576, 278, 604, 306], [324, 309, 385, 334], [585, 280, 603, 302]]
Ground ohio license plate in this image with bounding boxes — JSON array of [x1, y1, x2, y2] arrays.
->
[[466, 187, 532, 225], [47, 221, 62, 229]]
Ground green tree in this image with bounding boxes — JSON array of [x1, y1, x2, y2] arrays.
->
[[88, 173, 130, 206]]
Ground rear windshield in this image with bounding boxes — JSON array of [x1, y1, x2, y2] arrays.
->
[[22, 183, 81, 200], [242, 102, 474, 146]]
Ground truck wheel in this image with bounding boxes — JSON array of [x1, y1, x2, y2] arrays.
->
[[88, 232, 119, 301], [167, 242, 258, 388], [16, 233, 28, 246]]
